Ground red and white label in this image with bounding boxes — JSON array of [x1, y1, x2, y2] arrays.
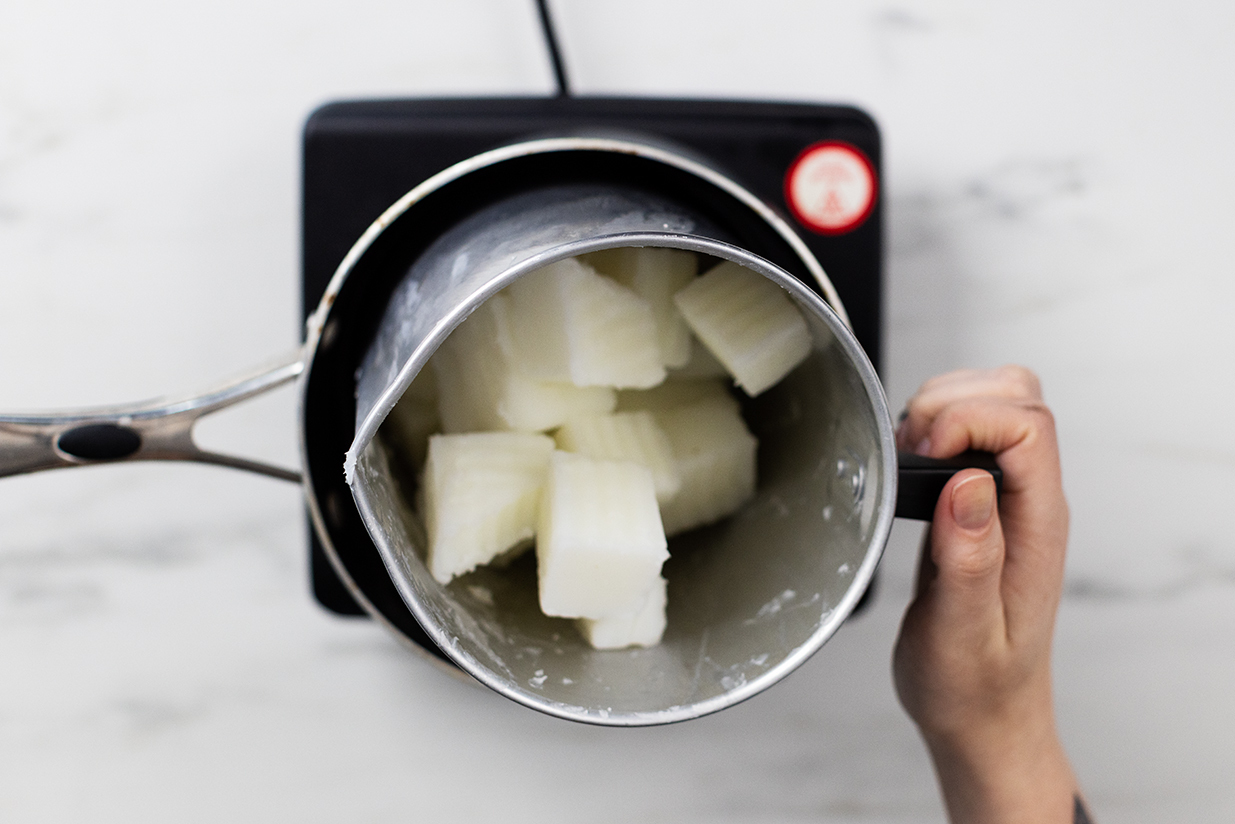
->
[[784, 141, 877, 235]]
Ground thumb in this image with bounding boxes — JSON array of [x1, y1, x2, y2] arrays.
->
[[924, 470, 1006, 638]]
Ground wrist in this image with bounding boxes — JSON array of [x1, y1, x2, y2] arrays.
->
[[922, 705, 1079, 823]]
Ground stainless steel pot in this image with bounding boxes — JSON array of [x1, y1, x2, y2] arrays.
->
[[346, 178, 895, 726], [0, 136, 992, 726]]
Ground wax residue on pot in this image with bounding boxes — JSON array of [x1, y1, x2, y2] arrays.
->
[[744, 590, 823, 626], [755, 589, 797, 618]]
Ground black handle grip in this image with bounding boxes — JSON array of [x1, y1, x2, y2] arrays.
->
[[895, 450, 1003, 521]]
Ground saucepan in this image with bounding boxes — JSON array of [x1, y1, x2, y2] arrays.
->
[[0, 136, 996, 726]]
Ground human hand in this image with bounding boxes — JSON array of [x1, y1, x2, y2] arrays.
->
[[892, 366, 1088, 823]]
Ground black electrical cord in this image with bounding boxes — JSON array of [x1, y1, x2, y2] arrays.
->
[[535, 0, 571, 97]]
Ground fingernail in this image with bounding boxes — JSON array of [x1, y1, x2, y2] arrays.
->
[[914, 437, 931, 456], [951, 474, 995, 531]]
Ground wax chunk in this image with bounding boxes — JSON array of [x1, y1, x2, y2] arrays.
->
[[673, 261, 811, 396], [422, 432, 554, 583], [536, 451, 668, 619], [583, 247, 696, 368], [554, 411, 681, 505], [504, 257, 666, 389], [655, 396, 758, 536], [431, 293, 615, 433], [576, 577, 667, 649]]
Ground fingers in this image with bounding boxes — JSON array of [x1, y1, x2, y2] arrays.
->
[[917, 365, 1042, 402], [919, 397, 1063, 497], [898, 366, 1068, 647], [896, 366, 1064, 545], [897, 365, 1043, 454]]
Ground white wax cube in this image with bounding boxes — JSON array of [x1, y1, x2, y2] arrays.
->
[[504, 257, 666, 389], [673, 261, 811, 396], [583, 247, 697, 368], [655, 396, 758, 536], [422, 432, 554, 584], [554, 411, 681, 505], [536, 451, 668, 619], [498, 374, 618, 434], [431, 293, 616, 433], [576, 577, 667, 650]]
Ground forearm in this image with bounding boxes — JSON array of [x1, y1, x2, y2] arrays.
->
[[924, 716, 1087, 824]]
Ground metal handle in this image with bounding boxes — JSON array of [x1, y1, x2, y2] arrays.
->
[[895, 450, 1003, 521], [0, 350, 306, 483]]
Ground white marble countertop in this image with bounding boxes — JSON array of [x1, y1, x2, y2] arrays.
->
[[2, 1, 1234, 821]]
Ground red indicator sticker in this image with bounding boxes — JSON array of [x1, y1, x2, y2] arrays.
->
[[784, 141, 877, 235]]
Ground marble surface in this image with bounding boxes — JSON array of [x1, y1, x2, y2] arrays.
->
[[2, 0, 1234, 820]]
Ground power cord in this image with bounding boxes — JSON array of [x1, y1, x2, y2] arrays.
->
[[535, 0, 571, 97]]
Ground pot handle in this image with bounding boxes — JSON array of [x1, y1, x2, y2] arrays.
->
[[895, 450, 1003, 521], [0, 350, 305, 483]]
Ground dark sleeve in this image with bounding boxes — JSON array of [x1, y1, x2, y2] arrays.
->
[[1074, 795, 1093, 824]]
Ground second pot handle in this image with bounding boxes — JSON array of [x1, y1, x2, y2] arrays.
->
[[0, 350, 306, 483], [895, 450, 1003, 521]]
